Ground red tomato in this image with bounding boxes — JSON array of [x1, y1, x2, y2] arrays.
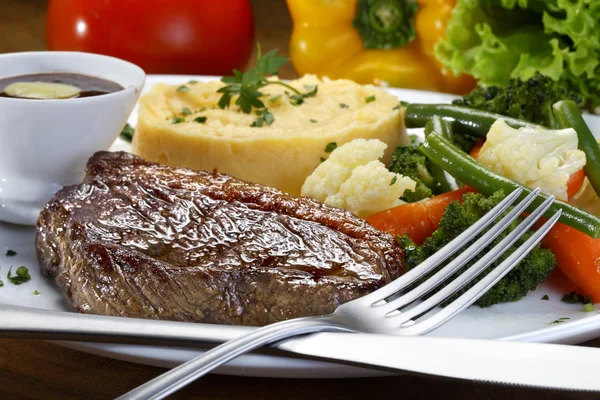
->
[[46, 0, 255, 75]]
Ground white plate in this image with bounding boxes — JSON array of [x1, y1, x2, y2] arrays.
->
[[2, 75, 600, 378]]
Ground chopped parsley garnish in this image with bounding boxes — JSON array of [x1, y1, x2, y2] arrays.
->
[[5, 249, 16, 257], [561, 291, 589, 304], [251, 109, 275, 128], [393, 101, 408, 110], [561, 291, 595, 311], [339, 103, 349, 109], [172, 116, 186, 124], [390, 176, 397, 186], [188, 80, 198, 84], [194, 116, 207, 124], [550, 317, 570, 325], [217, 44, 317, 125], [365, 95, 376, 103], [0, 279, 3, 287], [320, 157, 327, 162], [289, 85, 318, 106], [269, 95, 282, 103], [310, 119, 317, 123], [541, 294, 549, 300], [33, 290, 40, 296], [176, 85, 190, 93], [181, 107, 192, 116], [7, 266, 31, 285], [324, 142, 338, 153], [120, 123, 134, 142]]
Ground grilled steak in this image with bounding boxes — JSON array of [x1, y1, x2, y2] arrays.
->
[[36, 151, 405, 326]]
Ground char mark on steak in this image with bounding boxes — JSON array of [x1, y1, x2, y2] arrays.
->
[[36, 151, 405, 326]]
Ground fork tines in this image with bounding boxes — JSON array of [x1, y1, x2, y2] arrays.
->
[[367, 188, 561, 335]]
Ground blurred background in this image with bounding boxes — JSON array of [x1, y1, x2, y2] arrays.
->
[[3, 0, 600, 102], [1, 0, 476, 94], [1, 0, 298, 78]]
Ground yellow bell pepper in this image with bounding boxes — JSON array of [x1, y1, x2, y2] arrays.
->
[[286, 0, 476, 94]]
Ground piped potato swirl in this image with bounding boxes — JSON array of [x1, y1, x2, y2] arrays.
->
[[132, 75, 407, 196]]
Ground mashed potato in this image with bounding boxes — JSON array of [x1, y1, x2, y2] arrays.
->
[[132, 75, 407, 196], [301, 139, 416, 217]]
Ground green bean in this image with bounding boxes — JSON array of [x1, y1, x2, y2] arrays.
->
[[405, 104, 535, 138], [420, 133, 600, 239], [424, 117, 457, 193], [552, 100, 600, 198], [424, 114, 453, 141]]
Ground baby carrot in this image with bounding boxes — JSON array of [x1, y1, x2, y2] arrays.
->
[[366, 187, 475, 245], [541, 222, 600, 303]]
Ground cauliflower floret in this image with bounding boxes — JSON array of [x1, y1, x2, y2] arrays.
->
[[301, 139, 416, 217], [478, 119, 586, 201], [302, 138, 389, 202]]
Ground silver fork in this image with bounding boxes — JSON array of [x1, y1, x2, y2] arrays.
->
[[119, 187, 561, 400]]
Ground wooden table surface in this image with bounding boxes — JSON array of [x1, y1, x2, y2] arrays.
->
[[1, 1, 599, 399]]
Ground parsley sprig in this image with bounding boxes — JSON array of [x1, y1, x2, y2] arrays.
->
[[217, 44, 317, 127], [289, 85, 318, 106]]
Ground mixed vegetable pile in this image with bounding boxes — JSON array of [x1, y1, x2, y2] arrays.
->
[[399, 191, 557, 308], [367, 74, 600, 309]]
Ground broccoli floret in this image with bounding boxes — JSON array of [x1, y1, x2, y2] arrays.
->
[[449, 132, 478, 154], [388, 138, 436, 202], [399, 191, 557, 307], [453, 73, 582, 128]]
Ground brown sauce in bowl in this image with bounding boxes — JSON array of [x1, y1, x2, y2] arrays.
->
[[0, 73, 124, 99]]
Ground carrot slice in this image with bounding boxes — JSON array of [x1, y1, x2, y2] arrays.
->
[[469, 139, 485, 159], [567, 169, 586, 200], [541, 222, 600, 302], [367, 187, 475, 245]]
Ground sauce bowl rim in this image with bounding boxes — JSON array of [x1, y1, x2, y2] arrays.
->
[[0, 51, 146, 104]]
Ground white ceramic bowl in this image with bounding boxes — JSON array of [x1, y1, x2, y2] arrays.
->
[[0, 51, 145, 225]]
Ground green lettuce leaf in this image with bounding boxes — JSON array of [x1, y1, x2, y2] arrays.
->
[[435, 0, 600, 106]]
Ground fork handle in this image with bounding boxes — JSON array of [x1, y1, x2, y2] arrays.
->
[[116, 317, 351, 400]]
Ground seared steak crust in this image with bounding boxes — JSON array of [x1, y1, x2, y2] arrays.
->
[[36, 152, 405, 326]]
